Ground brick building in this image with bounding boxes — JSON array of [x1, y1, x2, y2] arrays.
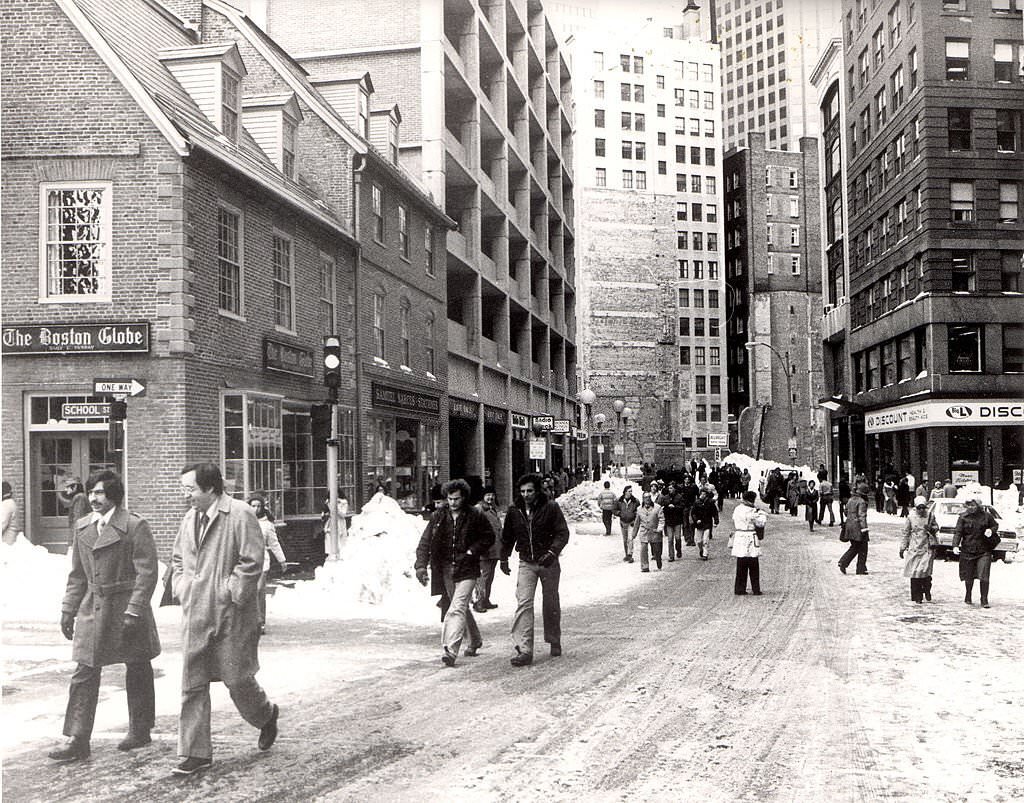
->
[[255, 0, 579, 503], [1, 0, 449, 554], [570, 17, 728, 467], [724, 134, 827, 466], [819, 0, 1024, 487]]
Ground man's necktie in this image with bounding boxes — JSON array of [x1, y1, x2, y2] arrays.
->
[[195, 511, 208, 549]]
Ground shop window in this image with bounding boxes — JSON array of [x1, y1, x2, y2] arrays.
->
[[949, 429, 981, 475], [223, 393, 283, 514], [366, 416, 395, 500], [948, 325, 982, 372]]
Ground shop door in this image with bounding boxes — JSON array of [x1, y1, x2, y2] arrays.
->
[[30, 432, 119, 552]]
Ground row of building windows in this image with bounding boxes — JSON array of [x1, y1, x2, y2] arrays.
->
[[676, 174, 717, 194], [369, 183, 436, 275], [679, 346, 723, 369], [852, 187, 922, 272], [678, 288, 721, 308], [371, 290, 437, 373], [594, 109, 647, 131], [676, 231, 719, 252], [766, 223, 801, 248], [594, 168, 646, 189], [678, 317, 721, 338], [766, 195, 800, 217], [728, 77, 787, 105], [723, 28, 785, 68], [678, 259, 720, 280], [677, 201, 719, 221]]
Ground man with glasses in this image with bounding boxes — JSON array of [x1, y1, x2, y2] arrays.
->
[[170, 462, 280, 776]]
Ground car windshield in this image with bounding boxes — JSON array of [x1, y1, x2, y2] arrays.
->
[[933, 501, 1000, 521]]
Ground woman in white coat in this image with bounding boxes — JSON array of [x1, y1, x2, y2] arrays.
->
[[899, 496, 938, 603], [730, 491, 768, 595], [248, 497, 288, 634]]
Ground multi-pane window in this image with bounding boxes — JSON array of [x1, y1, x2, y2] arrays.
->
[[948, 108, 972, 150], [1001, 252, 1023, 291], [791, 255, 801, 275], [636, 171, 647, 190], [693, 260, 704, 279], [594, 79, 604, 98], [425, 227, 435, 276], [709, 290, 719, 309], [657, 104, 666, 118], [694, 318, 705, 336], [622, 141, 633, 159], [790, 226, 800, 246], [400, 302, 411, 366], [707, 233, 718, 250], [658, 131, 666, 146], [692, 203, 703, 221], [695, 347, 706, 366], [42, 183, 111, 300], [872, 25, 885, 67], [282, 119, 296, 179], [950, 181, 975, 222], [320, 252, 335, 331], [679, 318, 689, 337], [883, 341, 897, 385], [951, 251, 975, 291], [679, 288, 689, 307], [691, 146, 701, 164], [425, 312, 436, 374], [222, 70, 239, 141], [694, 289, 705, 308], [634, 85, 645, 103], [594, 51, 604, 71], [695, 375, 706, 393], [680, 346, 691, 365], [888, 2, 902, 46], [994, 42, 1015, 83], [634, 56, 644, 74], [677, 203, 688, 222], [693, 232, 703, 250], [677, 232, 689, 250], [711, 405, 722, 422], [993, 0, 1023, 12], [891, 66, 904, 108], [218, 205, 242, 314], [372, 184, 384, 241], [999, 182, 1020, 223], [909, 48, 918, 91], [635, 142, 646, 160], [620, 82, 631, 101], [696, 404, 707, 422], [689, 90, 700, 108], [622, 170, 633, 188], [703, 92, 714, 109], [691, 175, 702, 192], [596, 168, 606, 186], [398, 204, 409, 259], [635, 114, 646, 131], [595, 109, 605, 128], [997, 110, 1018, 152], [656, 75, 665, 89], [710, 375, 721, 394], [272, 233, 293, 329], [708, 261, 719, 279], [789, 197, 799, 217], [373, 292, 386, 360], [706, 176, 716, 194], [678, 258, 689, 277], [788, 170, 798, 189], [948, 325, 982, 372], [706, 203, 718, 222], [710, 347, 720, 366], [595, 138, 606, 157], [621, 112, 632, 130], [620, 54, 631, 72], [709, 318, 720, 337], [945, 39, 970, 81]]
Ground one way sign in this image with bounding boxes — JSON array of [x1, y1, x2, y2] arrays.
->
[[94, 378, 147, 397]]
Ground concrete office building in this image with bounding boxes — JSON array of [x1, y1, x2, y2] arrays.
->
[[829, 0, 1024, 487], [570, 14, 728, 467], [724, 134, 826, 466], [712, 0, 842, 151], [252, 0, 579, 500]]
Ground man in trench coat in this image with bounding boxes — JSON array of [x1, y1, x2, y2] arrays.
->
[[171, 462, 280, 776], [49, 470, 161, 762]]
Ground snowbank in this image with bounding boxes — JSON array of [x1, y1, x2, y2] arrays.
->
[[721, 452, 820, 492], [557, 477, 634, 522]]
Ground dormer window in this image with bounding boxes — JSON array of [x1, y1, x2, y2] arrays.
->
[[222, 69, 240, 141], [158, 43, 248, 142], [241, 94, 303, 178], [282, 118, 296, 179], [308, 72, 374, 140], [369, 105, 402, 164], [389, 118, 399, 163], [358, 89, 369, 138]]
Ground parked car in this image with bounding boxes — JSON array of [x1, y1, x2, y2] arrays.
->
[[927, 499, 1019, 563]]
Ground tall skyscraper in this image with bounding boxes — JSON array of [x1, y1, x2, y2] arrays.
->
[[570, 14, 728, 466]]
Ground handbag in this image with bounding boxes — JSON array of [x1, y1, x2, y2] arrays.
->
[[839, 529, 850, 542]]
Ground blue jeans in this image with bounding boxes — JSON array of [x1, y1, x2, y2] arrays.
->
[[512, 559, 561, 654]]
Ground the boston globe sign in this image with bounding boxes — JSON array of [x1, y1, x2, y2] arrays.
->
[[865, 399, 1024, 433]]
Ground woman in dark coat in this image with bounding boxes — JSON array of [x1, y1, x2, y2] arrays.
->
[[658, 482, 686, 561], [952, 497, 1000, 608], [896, 479, 912, 517], [803, 481, 820, 531], [838, 483, 871, 575]]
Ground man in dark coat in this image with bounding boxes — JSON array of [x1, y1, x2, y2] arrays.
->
[[953, 497, 1000, 608], [49, 470, 160, 763], [415, 479, 494, 666], [500, 473, 571, 666], [172, 462, 280, 776], [838, 482, 871, 575]]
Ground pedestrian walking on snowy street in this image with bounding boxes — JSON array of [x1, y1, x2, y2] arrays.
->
[[632, 492, 665, 572], [730, 491, 767, 595], [473, 487, 503, 613], [171, 463, 281, 776], [501, 474, 570, 666], [690, 489, 719, 560], [803, 481, 819, 531], [415, 479, 493, 666], [597, 481, 617, 536], [953, 496, 1000, 608], [616, 485, 641, 563], [900, 497, 938, 603], [247, 497, 288, 635], [838, 483, 871, 575], [49, 470, 160, 763]]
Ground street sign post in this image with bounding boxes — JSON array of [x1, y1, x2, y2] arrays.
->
[[93, 378, 146, 398], [62, 402, 111, 419], [708, 433, 728, 448]]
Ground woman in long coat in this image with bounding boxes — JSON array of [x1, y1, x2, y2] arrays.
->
[[899, 497, 938, 603], [838, 483, 871, 575], [632, 493, 665, 572]]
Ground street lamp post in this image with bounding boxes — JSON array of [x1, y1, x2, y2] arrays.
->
[[745, 340, 795, 457], [578, 388, 596, 479], [612, 399, 625, 475], [593, 413, 607, 478]]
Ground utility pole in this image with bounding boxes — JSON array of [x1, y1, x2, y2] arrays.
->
[[323, 335, 342, 560]]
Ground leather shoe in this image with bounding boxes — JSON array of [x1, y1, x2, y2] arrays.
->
[[510, 647, 533, 667], [550, 643, 562, 657], [172, 756, 212, 776], [117, 729, 151, 751], [837, 562, 847, 574], [258, 704, 279, 751], [486, 602, 498, 609], [472, 602, 487, 613], [464, 642, 482, 657], [48, 739, 90, 763], [441, 648, 456, 667]]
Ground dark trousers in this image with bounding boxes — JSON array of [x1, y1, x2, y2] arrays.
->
[[817, 498, 835, 525], [63, 661, 155, 741], [839, 540, 869, 573], [602, 509, 613, 535], [734, 557, 760, 594], [909, 576, 933, 602]]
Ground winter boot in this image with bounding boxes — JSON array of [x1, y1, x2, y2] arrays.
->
[[964, 580, 974, 605], [980, 581, 990, 608]]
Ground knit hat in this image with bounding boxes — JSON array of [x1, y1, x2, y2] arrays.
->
[[914, 496, 928, 507]]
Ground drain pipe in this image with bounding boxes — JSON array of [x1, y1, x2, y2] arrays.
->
[[352, 153, 366, 509]]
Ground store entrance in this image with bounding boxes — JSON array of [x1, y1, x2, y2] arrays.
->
[[30, 431, 119, 552]]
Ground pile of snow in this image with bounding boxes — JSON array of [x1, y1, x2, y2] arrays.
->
[[721, 452, 820, 492], [557, 477, 634, 522]]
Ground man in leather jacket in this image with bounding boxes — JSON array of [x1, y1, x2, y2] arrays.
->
[[500, 474, 570, 666]]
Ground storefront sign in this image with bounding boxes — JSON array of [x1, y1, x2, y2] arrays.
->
[[865, 399, 1024, 433], [1014, 470, 1023, 485], [449, 397, 479, 421], [371, 382, 440, 416], [951, 469, 979, 485], [574, 427, 588, 441], [62, 402, 110, 419], [263, 338, 314, 377], [532, 415, 554, 431], [551, 419, 571, 434], [529, 438, 547, 460], [511, 413, 529, 429], [3, 322, 150, 354], [484, 405, 508, 427]]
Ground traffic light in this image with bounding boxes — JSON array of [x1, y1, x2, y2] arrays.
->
[[109, 399, 128, 421], [107, 400, 126, 452], [323, 335, 342, 389], [310, 403, 332, 442]]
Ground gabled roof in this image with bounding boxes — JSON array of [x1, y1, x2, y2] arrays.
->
[[243, 93, 304, 122], [55, 0, 354, 242]]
